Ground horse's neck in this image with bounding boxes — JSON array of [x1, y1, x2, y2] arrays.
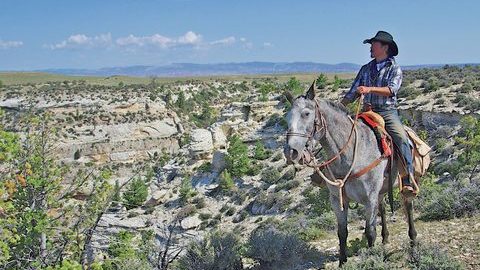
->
[[317, 101, 354, 168]]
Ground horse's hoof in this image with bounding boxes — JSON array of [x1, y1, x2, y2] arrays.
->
[[410, 239, 418, 247]]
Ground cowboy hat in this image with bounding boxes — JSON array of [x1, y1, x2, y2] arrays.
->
[[363, 30, 398, 56]]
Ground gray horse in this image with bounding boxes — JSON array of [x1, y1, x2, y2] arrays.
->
[[283, 82, 417, 266]]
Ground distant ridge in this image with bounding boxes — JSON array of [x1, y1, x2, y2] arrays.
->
[[30, 61, 480, 77]]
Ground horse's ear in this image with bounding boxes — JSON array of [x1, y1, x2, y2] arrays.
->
[[306, 80, 316, 100], [284, 91, 294, 104]]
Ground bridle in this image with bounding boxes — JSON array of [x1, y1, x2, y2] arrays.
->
[[285, 96, 327, 143]]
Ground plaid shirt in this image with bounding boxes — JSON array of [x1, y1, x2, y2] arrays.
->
[[344, 56, 402, 110]]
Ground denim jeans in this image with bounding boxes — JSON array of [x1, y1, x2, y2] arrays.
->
[[374, 108, 414, 178]]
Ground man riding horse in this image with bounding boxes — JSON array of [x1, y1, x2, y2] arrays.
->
[[341, 30, 417, 197]]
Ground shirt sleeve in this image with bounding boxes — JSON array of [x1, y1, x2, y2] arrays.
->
[[344, 67, 362, 101], [387, 65, 402, 96]]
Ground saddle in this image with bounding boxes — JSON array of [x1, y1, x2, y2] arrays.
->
[[357, 110, 392, 157]]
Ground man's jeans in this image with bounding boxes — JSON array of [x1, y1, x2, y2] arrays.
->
[[374, 108, 414, 181]]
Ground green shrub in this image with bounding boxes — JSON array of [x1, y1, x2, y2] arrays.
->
[[259, 83, 275, 101], [247, 161, 262, 176], [264, 212, 335, 242], [340, 242, 465, 270], [275, 179, 301, 191], [176, 205, 197, 220], [197, 162, 212, 173], [225, 134, 251, 177], [177, 231, 243, 270], [253, 140, 270, 160], [398, 86, 421, 100], [192, 196, 206, 209], [250, 192, 292, 214], [261, 166, 281, 184], [346, 236, 368, 257], [246, 226, 314, 270], [303, 186, 331, 216], [105, 230, 151, 270], [316, 73, 329, 89], [179, 177, 196, 203], [219, 169, 235, 191], [419, 181, 480, 221], [285, 77, 303, 96], [265, 113, 288, 129], [271, 151, 283, 162], [341, 245, 390, 270], [122, 178, 148, 209], [408, 243, 465, 270], [298, 225, 325, 241]]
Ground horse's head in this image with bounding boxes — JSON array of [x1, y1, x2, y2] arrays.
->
[[284, 80, 325, 165]]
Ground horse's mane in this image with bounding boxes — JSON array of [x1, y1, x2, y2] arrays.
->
[[320, 99, 351, 115]]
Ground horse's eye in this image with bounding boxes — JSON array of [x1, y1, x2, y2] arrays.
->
[[303, 112, 310, 117]]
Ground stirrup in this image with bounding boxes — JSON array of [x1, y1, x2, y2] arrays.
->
[[400, 174, 418, 197]]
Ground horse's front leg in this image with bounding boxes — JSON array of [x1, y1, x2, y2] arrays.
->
[[330, 193, 349, 266]]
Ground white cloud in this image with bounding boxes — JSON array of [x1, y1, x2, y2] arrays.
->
[[178, 31, 202, 45], [0, 39, 23, 49], [49, 33, 112, 49], [210, 36, 236, 46], [47, 31, 253, 52], [116, 31, 203, 49], [262, 42, 273, 48], [239, 37, 253, 49], [116, 34, 173, 48]]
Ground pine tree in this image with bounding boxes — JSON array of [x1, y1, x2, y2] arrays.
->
[[226, 134, 251, 177], [219, 169, 234, 190], [122, 177, 148, 209]]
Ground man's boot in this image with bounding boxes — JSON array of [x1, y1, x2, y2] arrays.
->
[[401, 172, 417, 198]]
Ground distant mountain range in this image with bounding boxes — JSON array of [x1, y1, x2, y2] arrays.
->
[[35, 62, 477, 77]]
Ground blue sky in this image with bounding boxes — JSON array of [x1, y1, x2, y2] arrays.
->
[[0, 0, 479, 70]]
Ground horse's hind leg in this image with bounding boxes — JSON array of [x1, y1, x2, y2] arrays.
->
[[378, 196, 389, 244], [365, 200, 379, 247], [403, 197, 418, 246], [330, 195, 349, 266]]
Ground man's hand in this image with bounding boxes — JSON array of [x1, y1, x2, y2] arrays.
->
[[357, 86, 371, 94]]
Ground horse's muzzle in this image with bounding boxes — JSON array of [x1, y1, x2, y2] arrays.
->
[[284, 146, 311, 165]]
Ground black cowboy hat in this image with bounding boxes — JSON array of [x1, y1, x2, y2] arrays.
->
[[363, 30, 398, 56]]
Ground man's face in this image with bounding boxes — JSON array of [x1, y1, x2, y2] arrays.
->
[[370, 41, 389, 58]]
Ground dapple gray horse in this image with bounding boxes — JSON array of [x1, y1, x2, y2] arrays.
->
[[283, 82, 417, 266]]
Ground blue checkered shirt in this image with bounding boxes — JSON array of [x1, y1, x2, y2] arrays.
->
[[344, 56, 402, 110]]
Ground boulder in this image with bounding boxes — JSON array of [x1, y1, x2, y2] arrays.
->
[[145, 189, 168, 207], [189, 129, 213, 158], [181, 215, 202, 230], [210, 124, 228, 149]]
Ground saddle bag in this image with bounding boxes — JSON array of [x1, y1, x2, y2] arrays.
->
[[403, 125, 432, 178]]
